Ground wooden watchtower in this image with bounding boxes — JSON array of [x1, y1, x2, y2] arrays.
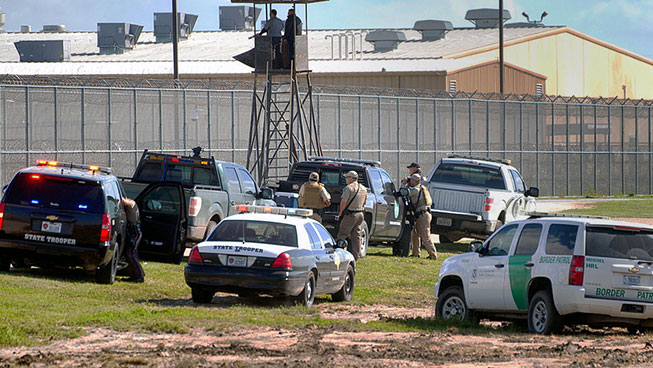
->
[[232, 0, 327, 186]]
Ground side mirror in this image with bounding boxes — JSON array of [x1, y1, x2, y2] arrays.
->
[[399, 187, 409, 197], [258, 187, 274, 200], [335, 239, 348, 249], [469, 240, 485, 253], [525, 187, 539, 198]]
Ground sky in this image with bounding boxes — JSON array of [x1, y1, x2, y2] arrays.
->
[[0, 0, 651, 59]]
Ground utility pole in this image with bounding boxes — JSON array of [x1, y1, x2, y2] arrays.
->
[[172, 0, 179, 79], [499, 0, 504, 94]]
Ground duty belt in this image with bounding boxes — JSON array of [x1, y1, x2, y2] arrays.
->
[[415, 208, 429, 218], [344, 209, 364, 215]]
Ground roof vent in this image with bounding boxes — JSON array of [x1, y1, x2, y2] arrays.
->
[[0, 9, 5, 33], [41, 24, 67, 33], [14, 40, 71, 62], [365, 30, 406, 52], [21, 25, 31, 33], [154, 12, 198, 43], [97, 23, 143, 54], [413, 20, 453, 41], [465, 8, 511, 28], [219, 6, 261, 31]]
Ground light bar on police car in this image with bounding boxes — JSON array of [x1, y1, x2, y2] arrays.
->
[[36, 160, 112, 174], [233, 205, 313, 217]]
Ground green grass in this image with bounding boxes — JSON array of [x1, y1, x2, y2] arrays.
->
[[562, 199, 653, 218], [0, 244, 476, 347]]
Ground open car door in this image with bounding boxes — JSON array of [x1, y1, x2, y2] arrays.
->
[[135, 182, 187, 264]]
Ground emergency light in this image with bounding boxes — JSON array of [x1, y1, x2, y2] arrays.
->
[[233, 204, 313, 217], [36, 160, 112, 174]]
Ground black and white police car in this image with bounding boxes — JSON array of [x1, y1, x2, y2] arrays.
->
[[184, 205, 356, 307]]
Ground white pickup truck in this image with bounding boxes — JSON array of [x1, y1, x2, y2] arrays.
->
[[425, 155, 539, 242]]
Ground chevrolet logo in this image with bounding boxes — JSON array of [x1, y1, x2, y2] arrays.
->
[[45, 215, 59, 221], [630, 267, 640, 273]]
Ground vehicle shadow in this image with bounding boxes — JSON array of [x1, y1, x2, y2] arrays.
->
[[367, 243, 468, 257], [139, 294, 331, 309], [2, 266, 96, 284]]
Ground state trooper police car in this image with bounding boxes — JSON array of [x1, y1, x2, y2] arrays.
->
[[435, 214, 653, 334], [184, 205, 356, 308]]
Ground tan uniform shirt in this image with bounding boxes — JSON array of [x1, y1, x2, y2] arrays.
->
[[407, 185, 431, 212], [298, 182, 331, 208], [123, 197, 140, 224], [340, 182, 367, 211]]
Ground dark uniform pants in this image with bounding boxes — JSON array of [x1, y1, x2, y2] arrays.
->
[[126, 223, 145, 279], [271, 37, 282, 69], [337, 212, 363, 260]]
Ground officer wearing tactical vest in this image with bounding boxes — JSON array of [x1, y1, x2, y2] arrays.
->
[[337, 170, 367, 260], [401, 162, 423, 253], [406, 173, 437, 260], [298, 172, 331, 223]]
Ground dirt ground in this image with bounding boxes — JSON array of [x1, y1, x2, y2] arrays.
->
[[4, 203, 653, 367], [2, 302, 653, 368]]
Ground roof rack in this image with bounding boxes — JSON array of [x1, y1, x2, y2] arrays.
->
[[307, 156, 381, 167], [36, 160, 112, 175], [446, 154, 512, 165], [527, 212, 609, 220]]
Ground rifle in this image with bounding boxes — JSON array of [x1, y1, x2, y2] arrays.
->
[[396, 187, 416, 231]]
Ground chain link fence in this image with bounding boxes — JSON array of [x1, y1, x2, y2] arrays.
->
[[1, 76, 652, 196]]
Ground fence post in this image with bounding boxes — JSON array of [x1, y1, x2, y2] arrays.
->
[[451, 100, 455, 154], [519, 101, 523, 174], [378, 96, 382, 162], [536, 102, 539, 189], [358, 95, 362, 159], [183, 89, 187, 154], [434, 99, 438, 163], [551, 102, 555, 196], [502, 100, 506, 159], [53, 86, 58, 160], [486, 100, 490, 156], [565, 103, 569, 196], [621, 105, 625, 194], [594, 104, 597, 194], [468, 99, 472, 155], [580, 104, 583, 195], [1, 86, 5, 183], [158, 89, 163, 151], [338, 95, 342, 158], [608, 105, 612, 196], [231, 91, 235, 162], [635, 106, 639, 194], [133, 88, 138, 170], [416, 98, 420, 163], [81, 88, 86, 164], [107, 88, 112, 167], [207, 91, 211, 152], [650, 106, 652, 195], [396, 97, 400, 181]]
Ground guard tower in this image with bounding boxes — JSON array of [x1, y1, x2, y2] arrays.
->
[[232, 0, 326, 186]]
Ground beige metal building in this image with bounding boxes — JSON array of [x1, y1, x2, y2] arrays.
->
[[0, 17, 650, 98]]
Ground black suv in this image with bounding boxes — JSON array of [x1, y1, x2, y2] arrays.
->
[[276, 157, 410, 257], [0, 161, 186, 284]]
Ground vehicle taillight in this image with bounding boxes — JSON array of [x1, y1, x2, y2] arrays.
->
[[189, 196, 202, 217], [0, 203, 5, 230], [188, 246, 203, 263], [484, 197, 494, 211], [271, 253, 292, 270], [569, 255, 585, 286], [100, 213, 111, 242]]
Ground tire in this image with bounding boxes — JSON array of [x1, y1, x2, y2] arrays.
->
[[0, 257, 11, 272], [294, 272, 316, 308], [392, 224, 411, 257], [332, 266, 354, 302], [439, 232, 463, 244], [204, 219, 219, 240], [191, 288, 214, 304], [436, 286, 476, 322], [528, 290, 562, 334], [359, 220, 369, 258], [96, 244, 119, 284]]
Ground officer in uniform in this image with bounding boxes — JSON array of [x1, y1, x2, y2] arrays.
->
[[122, 197, 145, 282], [401, 162, 423, 254], [405, 173, 437, 260], [337, 170, 367, 260], [298, 172, 331, 223]]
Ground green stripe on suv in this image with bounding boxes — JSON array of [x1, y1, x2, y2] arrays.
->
[[508, 255, 532, 310]]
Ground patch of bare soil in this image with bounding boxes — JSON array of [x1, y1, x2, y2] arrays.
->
[[613, 218, 653, 226], [3, 305, 653, 367]]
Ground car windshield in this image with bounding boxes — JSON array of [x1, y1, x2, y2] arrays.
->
[[431, 163, 505, 190], [586, 226, 653, 261], [208, 220, 298, 247], [3, 173, 105, 213]]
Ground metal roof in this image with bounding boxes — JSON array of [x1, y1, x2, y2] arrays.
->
[[0, 26, 562, 75]]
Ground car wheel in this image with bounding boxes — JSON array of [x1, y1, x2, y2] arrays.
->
[[359, 220, 369, 258], [96, 244, 118, 284], [294, 272, 316, 308], [204, 219, 219, 240], [392, 224, 411, 257], [528, 290, 562, 334], [439, 232, 463, 244], [0, 257, 11, 272], [436, 286, 476, 322], [332, 265, 354, 302], [191, 288, 214, 304]]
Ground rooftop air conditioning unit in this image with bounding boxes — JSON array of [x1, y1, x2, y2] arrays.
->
[[154, 12, 198, 43], [465, 9, 511, 28], [219, 6, 261, 31], [14, 40, 71, 62], [97, 23, 144, 54]]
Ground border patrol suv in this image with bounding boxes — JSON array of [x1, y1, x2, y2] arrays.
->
[[435, 214, 653, 334]]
